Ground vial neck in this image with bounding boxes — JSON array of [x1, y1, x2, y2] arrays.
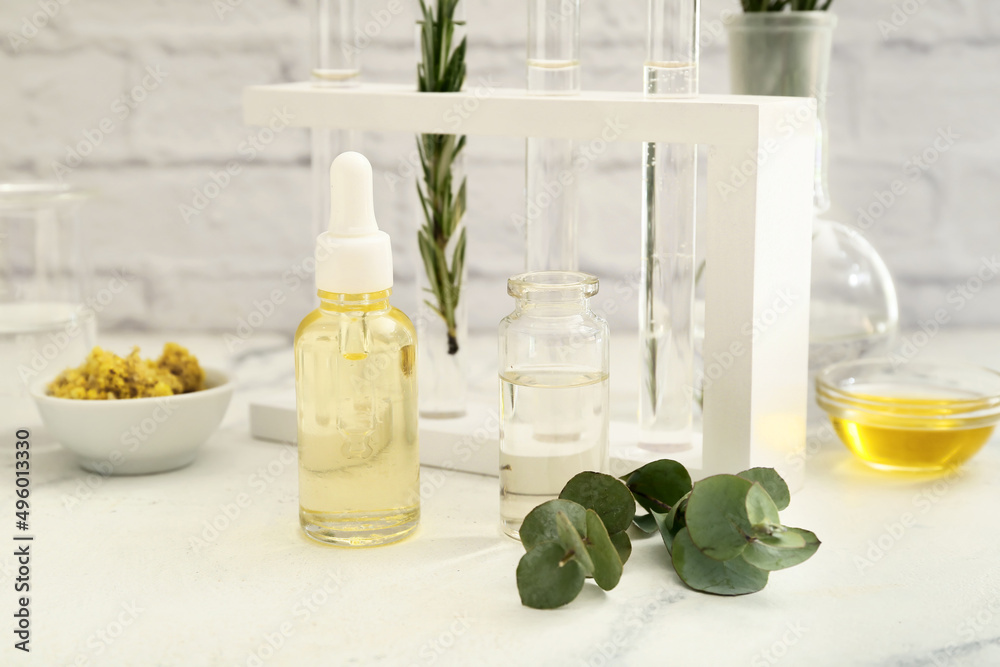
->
[[516, 295, 590, 315], [318, 289, 391, 313]]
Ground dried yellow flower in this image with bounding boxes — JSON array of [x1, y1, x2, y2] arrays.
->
[[47, 344, 206, 400]]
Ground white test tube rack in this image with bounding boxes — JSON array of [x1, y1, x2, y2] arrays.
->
[[242, 82, 816, 489]]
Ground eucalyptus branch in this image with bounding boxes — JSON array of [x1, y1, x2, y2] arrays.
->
[[417, 0, 467, 355], [516, 463, 820, 609]]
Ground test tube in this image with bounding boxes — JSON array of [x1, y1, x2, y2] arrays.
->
[[524, 0, 581, 271], [639, 0, 699, 450], [310, 0, 362, 236], [311, 0, 361, 86]]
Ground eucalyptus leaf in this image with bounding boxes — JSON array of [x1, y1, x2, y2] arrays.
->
[[654, 494, 689, 554], [585, 510, 623, 591], [515, 459, 820, 608], [610, 531, 632, 565], [666, 494, 689, 533], [555, 512, 594, 576], [672, 528, 769, 596], [738, 468, 791, 511], [625, 460, 693, 514], [743, 528, 821, 571], [684, 475, 754, 561], [757, 528, 807, 550], [745, 482, 781, 528], [519, 500, 588, 552], [560, 472, 636, 535], [633, 513, 658, 534], [653, 511, 675, 553], [516, 542, 586, 609]]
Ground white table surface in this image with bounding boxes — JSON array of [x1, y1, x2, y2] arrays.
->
[[3, 329, 1000, 667]]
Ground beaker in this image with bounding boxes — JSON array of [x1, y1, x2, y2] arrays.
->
[[0, 183, 96, 399]]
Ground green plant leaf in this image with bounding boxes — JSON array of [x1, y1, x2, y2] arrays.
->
[[610, 531, 632, 565], [672, 528, 769, 596], [738, 468, 790, 511], [516, 542, 586, 609], [555, 511, 594, 576], [633, 513, 658, 534], [416, 0, 467, 356], [559, 472, 636, 535], [625, 460, 693, 514], [653, 511, 675, 553], [665, 493, 689, 529], [743, 528, 821, 571], [745, 482, 781, 528], [519, 499, 588, 552], [684, 475, 754, 561], [757, 528, 807, 550], [584, 510, 623, 591], [654, 493, 689, 554]]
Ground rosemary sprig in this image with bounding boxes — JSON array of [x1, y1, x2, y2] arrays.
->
[[417, 0, 467, 355], [741, 0, 833, 10]]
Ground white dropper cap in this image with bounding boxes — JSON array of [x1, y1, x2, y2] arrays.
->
[[315, 151, 393, 295]]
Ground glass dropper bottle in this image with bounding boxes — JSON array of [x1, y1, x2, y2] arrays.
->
[[639, 0, 699, 451], [524, 0, 581, 271]]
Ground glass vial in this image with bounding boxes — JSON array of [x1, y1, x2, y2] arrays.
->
[[524, 0, 581, 272], [640, 0, 699, 451], [311, 0, 363, 237], [498, 272, 610, 539]]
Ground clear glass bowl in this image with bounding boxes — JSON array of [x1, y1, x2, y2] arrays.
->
[[816, 359, 1000, 472]]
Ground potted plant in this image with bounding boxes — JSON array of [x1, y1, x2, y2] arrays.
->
[[726, 0, 900, 389]]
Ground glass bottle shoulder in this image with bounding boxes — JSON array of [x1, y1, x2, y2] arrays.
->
[[499, 308, 608, 336], [295, 305, 417, 349]]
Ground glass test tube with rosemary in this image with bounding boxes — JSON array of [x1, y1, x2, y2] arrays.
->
[[416, 0, 469, 418], [640, 0, 699, 451]]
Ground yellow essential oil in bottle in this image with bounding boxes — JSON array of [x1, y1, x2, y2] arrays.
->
[[295, 152, 419, 546]]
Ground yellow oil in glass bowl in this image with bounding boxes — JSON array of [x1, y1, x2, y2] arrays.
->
[[816, 361, 1000, 472]]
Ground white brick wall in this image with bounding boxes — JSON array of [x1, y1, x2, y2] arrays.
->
[[2, 0, 999, 339]]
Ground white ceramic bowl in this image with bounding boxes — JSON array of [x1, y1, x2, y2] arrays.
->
[[31, 368, 233, 475]]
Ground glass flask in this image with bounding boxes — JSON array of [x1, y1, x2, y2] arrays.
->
[[498, 271, 610, 539], [0, 184, 96, 403], [726, 13, 899, 378]]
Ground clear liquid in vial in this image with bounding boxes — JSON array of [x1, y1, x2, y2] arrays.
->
[[527, 59, 581, 94], [499, 368, 609, 539], [0, 301, 95, 399], [644, 61, 697, 97], [311, 68, 361, 86], [639, 58, 698, 450]]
